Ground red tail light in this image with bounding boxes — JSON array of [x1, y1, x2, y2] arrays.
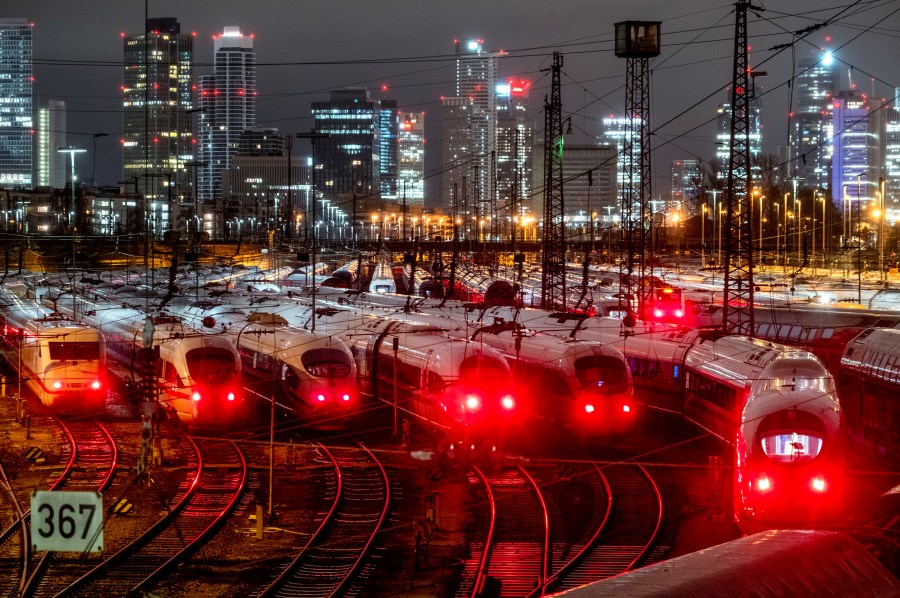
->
[[227, 392, 235, 401], [675, 309, 684, 318], [811, 475, 827, 493], [91, 380, 102, 390], [584, 403, 595, 414], [653, 308, 663, 318], [192, 392, 201, 402], [342, 393, 351, 401], [465, 394, 481, 412], [622, 404, 631, 413], [756, 473, 771, 492], [52, 381, 62, 390], [500, 394, 515, 410], [316, 394, 326, 402]]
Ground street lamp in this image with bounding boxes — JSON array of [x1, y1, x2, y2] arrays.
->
[[701, 203, 707, 267], [857, 172, 863, 304], [795, 197, 802, 268], [706, 189, 721, 266], [57, 146, 87, 230]]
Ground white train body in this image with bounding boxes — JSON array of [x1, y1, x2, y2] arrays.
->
[[37, 291, 242, 427], [173, 302, 359, 427], [0, 289, 106, 413], [209, 295, 518, 439]]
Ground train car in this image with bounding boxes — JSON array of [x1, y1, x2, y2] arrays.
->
[[214, 297, 520, 443], [309, 292, 636, 440], [369, 262, 397, 294], [38, 292, 243, 428], [0, 290, 106, 414], [647, 285, 686, 323], [572, 320, 847, 528], [177, 302, 360, 428], [839, 327, 900, 470]]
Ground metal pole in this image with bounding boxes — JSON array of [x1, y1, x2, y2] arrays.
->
[[268, 384, 275, 519], [880, 177, 885, 282], [812, 192, 817, 276], [392, 336, 399, 437], [858, 173, 862, 304]]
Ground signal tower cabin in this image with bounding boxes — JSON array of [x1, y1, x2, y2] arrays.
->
[[614, 21, 661, 326]]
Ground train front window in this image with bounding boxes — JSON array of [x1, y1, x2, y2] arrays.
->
[[575, 355, 630, 395], [186, 348, 237, 384], [301, 348, 352, 378], [760, 432, 823, 463], [49, 341, 100, 361]]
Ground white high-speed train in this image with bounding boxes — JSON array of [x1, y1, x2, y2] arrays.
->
[[173, 301, 360, 428], [37, 290, 243, 427], [0, 288, 107, 413], [197, 297, 520, 441]]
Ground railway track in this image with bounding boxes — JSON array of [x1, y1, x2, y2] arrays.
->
[[24, 418, 118, 598], [459, 461, 661, 597], [260, 442, 391, 597], [0, 457, 28, 598], [60, 436, 246, 597]]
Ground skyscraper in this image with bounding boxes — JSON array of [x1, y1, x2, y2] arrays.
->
[[602, 116, 641, 209], [444, 39, 497, 212], [397, 112, 425, 208], [884, 92, 900, 219], [198, 26, 256, 203], [33, 100, 66, 188], [714, 99, 762, 182], [377, 98, 399, 199], [672, 159, 702, 214], [311, 88, 378, 204], [0, 19, 33, 189], [496, 79, 533, 222], [442, 96, 473, 216], [123, 17, 194, 233], [790, 51, 837, 192], [832, 90, 882, 212]]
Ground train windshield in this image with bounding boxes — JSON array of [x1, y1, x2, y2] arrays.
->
[[301, 348, 352, 378], [756, 359, 835, 395], [186, 348, 237, 384], [49, 341, 100, 361], [574, 355, 630, 395], [760, 432, 823, 464], [459, 355, 508, 382]]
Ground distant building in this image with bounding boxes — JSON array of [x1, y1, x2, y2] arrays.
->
[[671, 159, 702, 215], [832, 90, 882, 215], [123, 17, 194, 233], [198, 26, 256, 204], [442, 96, 473, 215], [790, 51, 837, 192], [532, 144, 617, 226], [238, 128, 284, 157], [0, 19, 33, 189], [378, 98, 399, 199], [883, 93, 900, 221], [602, 116, 641, 209], [397, 112, 425, 208], [714, 99, 762, 182], [33, 100, 67, 188], [496, 79, 534, 223], [311, 88, 378, 202], [444, 39, 498, 211]]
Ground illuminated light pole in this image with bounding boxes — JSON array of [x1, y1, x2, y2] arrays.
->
[[782, 191, 790, 268], [758, 194, 764, 269], [857, 172, 863, 304], [796, 197, 802, 268], [707, 189, 721, 267], [296, 131, 331, 332], [812, 191, 818, 276], [879, 177, 885, 282], [821, 193, 827, 272], [57, 146, 87, 231], [701, 203, 707, 267]]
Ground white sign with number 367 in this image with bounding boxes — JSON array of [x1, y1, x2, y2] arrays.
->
[[30, 491, 103, 553]]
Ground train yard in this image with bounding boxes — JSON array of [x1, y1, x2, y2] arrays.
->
[[0, 254, 897, 596]]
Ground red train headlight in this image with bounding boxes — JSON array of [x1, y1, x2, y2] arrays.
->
[[227, 392, 235, 401], [91, 380, 102, 390], [675, 309, 684, 318], [192, 392, 201, 402], [52, 381, 63, 390], [500, 394, 515, 410], [622, 404, 631, 413], [316, 394, 326, 402], [584, 403, 595, 414], [810, 475, 827, 493], [756, 473, 772, 492], [464, 394, 481, 412], [653, 308, 663, 318], [342, 393, 351, 401]]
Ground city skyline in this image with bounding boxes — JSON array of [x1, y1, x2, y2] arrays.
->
[[4, 1, 900, 210]]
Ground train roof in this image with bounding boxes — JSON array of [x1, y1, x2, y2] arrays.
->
[[845, 327, 900, 354], [559, 530, 899, 597]]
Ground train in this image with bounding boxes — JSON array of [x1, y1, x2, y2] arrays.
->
[[197, 296, 520, 443], [0, 288, 107, 414], [369, 262, 398, 294], [304, 288, 636, 440], [174, 301, 360, 428], [840, 327, 900, 470], [36, 289, 243, 428]]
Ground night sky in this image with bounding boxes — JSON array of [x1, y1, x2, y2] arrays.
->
[[7, 0, 900, 206]]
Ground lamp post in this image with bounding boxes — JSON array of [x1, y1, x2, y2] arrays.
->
[[57, 146, 87, 231], [782, 191, 790, 268], [796, 197, 802, 268], [758, 194, 765, 269], [857, 172, 863, 303], [701, 203, 707, 267], [878, 177, 885, 282], [707, 189, 721, 266], [812, 191, 818, 276], [296, 131, 331, 333], [821, 193, 827, 271]]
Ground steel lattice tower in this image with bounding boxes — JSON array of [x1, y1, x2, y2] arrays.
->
[[722, 1, 757, 334], [615, 22, 660, 323], [541, 52, 565, 311]]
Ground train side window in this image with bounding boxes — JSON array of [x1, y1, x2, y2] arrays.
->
[[789, 326, 801, 340], [822, 328, 834, 340]]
